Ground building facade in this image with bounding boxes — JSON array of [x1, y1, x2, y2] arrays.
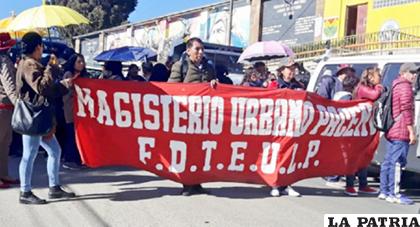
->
[[75, 0, 420, 67], [322, 0, 420, 41], [261, 0, 324, 45], [76, 0, 251, 67]]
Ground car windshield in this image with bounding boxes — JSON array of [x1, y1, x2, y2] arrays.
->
[[319, 63, 378, 78]]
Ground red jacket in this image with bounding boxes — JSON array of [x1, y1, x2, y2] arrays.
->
[[354, 84, 383, 101], [386, 76, 414, 141]]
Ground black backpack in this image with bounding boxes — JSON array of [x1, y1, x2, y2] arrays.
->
[[372, 86, 394, 132], [180, 55, 189, 82]]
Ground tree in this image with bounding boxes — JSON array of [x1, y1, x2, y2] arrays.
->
[[50, 0, 137, 45]]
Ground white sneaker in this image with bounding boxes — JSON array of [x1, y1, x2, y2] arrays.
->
[[378, 193, 387, 200], [270, 188, 280, 197], [387, 194, 414, 205], [385, 196, 396, 203], [281, 186, 301, 197]]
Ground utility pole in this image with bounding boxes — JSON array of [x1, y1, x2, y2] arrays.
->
[[226, 0, 234, 46], [250, 0, 263, 44]]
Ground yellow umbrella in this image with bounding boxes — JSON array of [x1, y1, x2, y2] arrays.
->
[[7, 0, 89, 32], [0, 17, 12, 30], [0, 16, 46, 38]]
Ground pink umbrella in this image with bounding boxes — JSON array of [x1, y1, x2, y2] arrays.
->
[[238, 41, 294, 63]]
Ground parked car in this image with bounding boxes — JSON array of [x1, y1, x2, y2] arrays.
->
[[172, 41, 244, 84], [86, 66, 103, 79], [306, 54, 420, 180]]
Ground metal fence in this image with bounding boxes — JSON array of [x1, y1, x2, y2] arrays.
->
[[291, 26, 420, 60]]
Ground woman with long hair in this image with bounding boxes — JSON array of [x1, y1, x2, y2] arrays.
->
[[354, 67, 383, 100], [61, 54, 88, 170], [343, 67, 383, 196]]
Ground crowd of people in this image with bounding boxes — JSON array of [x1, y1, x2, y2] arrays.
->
[[0, 33, 418, 205], [316, 61, 418, 205]]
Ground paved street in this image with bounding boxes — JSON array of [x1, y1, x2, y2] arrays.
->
[[1, 155, 419, 227]]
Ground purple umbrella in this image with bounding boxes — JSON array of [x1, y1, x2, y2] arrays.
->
[[238, 41, 294, 63]]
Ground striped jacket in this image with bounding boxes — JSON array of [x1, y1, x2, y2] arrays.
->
[[0, 54, 17, 109]]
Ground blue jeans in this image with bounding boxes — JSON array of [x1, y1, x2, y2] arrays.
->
[[346, 168, 368, 188], [379, 139, 409, 196], [19, 134, 61, 192]]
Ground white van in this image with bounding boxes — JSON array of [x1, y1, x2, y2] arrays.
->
[[306, 54, 420, 177]]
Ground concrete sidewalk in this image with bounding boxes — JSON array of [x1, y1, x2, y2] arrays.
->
[[0, 156, 418, 227]]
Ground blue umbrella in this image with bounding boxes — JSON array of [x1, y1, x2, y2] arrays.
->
[[94, 46, 157, 62]]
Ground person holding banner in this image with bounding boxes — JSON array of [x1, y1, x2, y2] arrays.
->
[[317, 65, 356, 187], [270, 58, 302, 197], [168, 37, 216, 196], [61, 53, 88, 170], [335, 70, 379, 196], [276, 59, 304, 90], [16, 32, 77, 205]]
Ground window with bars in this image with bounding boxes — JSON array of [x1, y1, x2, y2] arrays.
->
[[373, 0, 420, 8]]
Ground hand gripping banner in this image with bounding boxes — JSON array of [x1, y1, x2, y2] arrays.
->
[[74, 78, 379, 187]]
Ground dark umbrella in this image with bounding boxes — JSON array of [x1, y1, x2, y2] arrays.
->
[[94, 46, 157, 62]]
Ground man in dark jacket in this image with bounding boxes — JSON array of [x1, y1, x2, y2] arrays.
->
[[317, 66, 355, 100], [316, 65, 355, 187], [168, 37, 216, 85], [168, 37, 216, 196]]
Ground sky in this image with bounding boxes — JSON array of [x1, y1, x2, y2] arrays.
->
[[1, 0, 221, 22]]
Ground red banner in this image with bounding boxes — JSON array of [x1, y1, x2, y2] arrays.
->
[[74, 78, 379, 187]]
